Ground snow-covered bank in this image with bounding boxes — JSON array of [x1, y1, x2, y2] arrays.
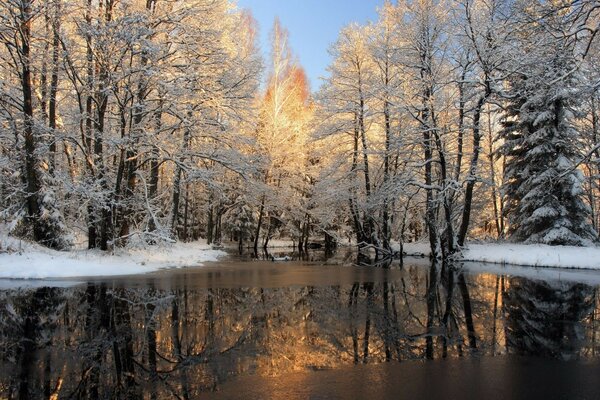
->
[[402, 242, 600, 270], [0, 237, 226, 279]]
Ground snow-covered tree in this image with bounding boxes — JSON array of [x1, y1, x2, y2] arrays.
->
[[499, 3, 597, 245], [252, 19, 313, 251], [0, 0, 71, 249]]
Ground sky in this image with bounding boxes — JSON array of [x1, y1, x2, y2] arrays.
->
[[235, 0, 384, 92]]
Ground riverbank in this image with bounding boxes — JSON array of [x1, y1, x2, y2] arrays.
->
[[402, 242, 600, 270], [0, 234, 225, 279], [2, 234, 600, 279]]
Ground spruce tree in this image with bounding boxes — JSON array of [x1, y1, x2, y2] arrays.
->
[[499, 37, 597, 245]]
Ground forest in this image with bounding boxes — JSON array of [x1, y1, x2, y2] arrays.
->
[[1, 0, 600, 260]]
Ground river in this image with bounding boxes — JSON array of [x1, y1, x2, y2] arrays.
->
[[1, 249, 599, 399]]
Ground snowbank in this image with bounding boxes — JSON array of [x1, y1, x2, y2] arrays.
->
[[399, 242, 431, 257], [0, 236, 226, 279], [463, 243, 600, 269], [401, 241, 600, 270]]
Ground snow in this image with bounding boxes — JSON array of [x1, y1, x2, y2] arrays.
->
[[402, 241, 600, 270], [0, 235, 226, 279], [462, 243, 600, 269], [399, 241, 431, 257], [3, 230, 600, 281]]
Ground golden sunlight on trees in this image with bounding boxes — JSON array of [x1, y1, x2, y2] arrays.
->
[[252, 18, 314, 252], [1, 0, 598, 255]]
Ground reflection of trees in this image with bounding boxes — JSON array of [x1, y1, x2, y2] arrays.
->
[[0, 268, 598, 397], [0, 288, 64, 399], [504, 277, 594, 359]]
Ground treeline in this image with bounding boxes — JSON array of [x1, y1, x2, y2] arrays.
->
[[1, 0, 600, 256], [313, 0, 600, 257], [0, 0, 262, 249]]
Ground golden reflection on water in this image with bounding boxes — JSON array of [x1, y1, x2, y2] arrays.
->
[[0, 262, 598, 399]]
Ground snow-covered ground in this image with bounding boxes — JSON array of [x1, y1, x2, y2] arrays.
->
[[402, 241, 600, 269], [463, 243, 600, 269], [0, 235, 226, 279]]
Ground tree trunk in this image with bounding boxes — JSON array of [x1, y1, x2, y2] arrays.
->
[[254, 196, 265, 254], [350, 113, 365, 244], [382, 96, 392, 250], [433, 127, 455, 256], [458, 84, 492, 247], [19, 0, 45, 245], [357, 82, 374, 244], [207, 200, 214, 245], [85, 0, 96, 249], [487, 105, 503, 238], [147, 99, 163, 233], [171, 113, 192, 238], [47, 0, 61, 176], [183, 183, 189, 241]]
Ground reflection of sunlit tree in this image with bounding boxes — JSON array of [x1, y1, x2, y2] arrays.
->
[[504, 277, 594, 360], [3, 269, 599, 398]]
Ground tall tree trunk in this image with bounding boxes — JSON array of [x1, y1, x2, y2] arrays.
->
[[171, 113, 191, 238], [458, 83, 492, 247], [487, 105, 503, 237], [357, 82, 373, 244], [47, 0, 60, 176], [207, 198, 214, 245], [350, 113, 364, 244], [147, 98, 163, 233], [419, 38, 440, 258], [423, 115, 438, 256], [118, 0, 155, 245], [94, 0, 115, 251], [254, 195, 265, 254], [454, 68, 467, 185], [85, 0, 96, 249], [433, 127, 455, 256], [182, 183, 189, 241], [19, 0, 46, 245], [382, 93, 392, 250], [590, 96, 600, 230]]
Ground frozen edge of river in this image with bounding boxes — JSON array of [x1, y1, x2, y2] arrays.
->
[[402, 242, 600, 270], [0, 235, 226, 279]]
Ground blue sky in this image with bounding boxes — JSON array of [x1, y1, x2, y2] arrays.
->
[[235, 0, 384, 92]]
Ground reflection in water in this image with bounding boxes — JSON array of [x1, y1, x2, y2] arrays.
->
[[504, 277, 595, 360], [0, 257, 599, 399]]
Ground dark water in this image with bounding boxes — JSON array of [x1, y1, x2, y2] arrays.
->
[[1, 249, 600, 399]]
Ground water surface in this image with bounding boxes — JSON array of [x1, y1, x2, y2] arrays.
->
[[1, 249, 599, 399]]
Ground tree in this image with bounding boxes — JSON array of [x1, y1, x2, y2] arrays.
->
[[252, 18, 312, 252], [0, 0, 70, 249], [499, 2, 597, 245]]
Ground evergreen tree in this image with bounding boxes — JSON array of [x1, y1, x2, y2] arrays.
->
[[499, 24, 597, 245]]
